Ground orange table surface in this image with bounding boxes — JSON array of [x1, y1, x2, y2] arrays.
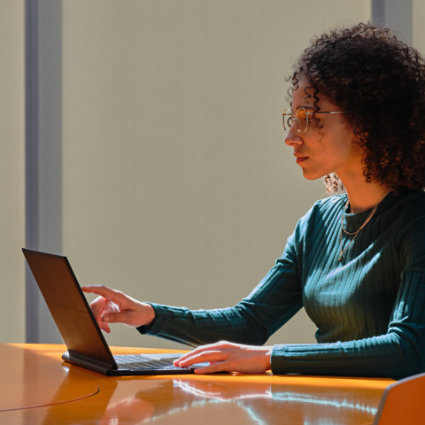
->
[[0, 343, 395, 425]]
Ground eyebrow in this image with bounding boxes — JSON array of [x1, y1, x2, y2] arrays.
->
[[292, 98, 314, 110]]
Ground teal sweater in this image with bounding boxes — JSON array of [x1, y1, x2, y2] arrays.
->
[[139, 190, 425, 379]]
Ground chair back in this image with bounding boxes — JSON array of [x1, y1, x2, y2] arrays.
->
[[374, 373, 425, 425]]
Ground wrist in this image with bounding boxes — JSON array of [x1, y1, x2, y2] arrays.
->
[[141, 302, 156, 326], [264, 346, 273, 370]]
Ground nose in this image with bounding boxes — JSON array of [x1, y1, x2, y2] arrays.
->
[[284, 125, 303, 146]]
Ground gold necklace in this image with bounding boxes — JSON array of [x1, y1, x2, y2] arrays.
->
[[338, 200, 379, 262]]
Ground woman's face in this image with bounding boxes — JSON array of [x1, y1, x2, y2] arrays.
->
[[284, 81, 363, 181]]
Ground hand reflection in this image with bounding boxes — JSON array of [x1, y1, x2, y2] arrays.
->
[[173, 379, 271, 401], [100, 395, 154, 425]]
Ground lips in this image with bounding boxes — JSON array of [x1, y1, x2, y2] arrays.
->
[[294, 153, 309, 164]]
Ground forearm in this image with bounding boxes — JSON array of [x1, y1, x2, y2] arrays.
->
[[137, 302, 273, 347], [271, 333, 423, 379]]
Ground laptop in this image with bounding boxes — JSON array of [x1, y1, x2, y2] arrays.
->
[[22, 248, 206, 375]]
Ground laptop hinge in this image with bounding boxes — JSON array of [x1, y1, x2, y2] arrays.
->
[[62, 350, 115, 375]]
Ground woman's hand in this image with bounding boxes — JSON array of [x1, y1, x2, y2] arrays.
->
[[173, 341, 273, 374], [82, 285, 155, 333]]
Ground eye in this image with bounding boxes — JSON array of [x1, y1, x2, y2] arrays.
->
[[295, 108, 309, 133], [295, 108, 306, 121]]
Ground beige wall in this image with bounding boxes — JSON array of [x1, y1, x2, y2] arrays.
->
[[0, 0, 25, 342], [61, 0, 370, 349]]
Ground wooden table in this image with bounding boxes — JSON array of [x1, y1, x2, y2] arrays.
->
[[0, 343, 395, 424]]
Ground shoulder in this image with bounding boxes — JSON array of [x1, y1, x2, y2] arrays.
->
[[388, 190, 425, 223], [294, 194, 346, 235], [398, 190, 425, 220], [402, 190, 425, 210], [302, 194, 346, 222], [313, 193, 347, 211], [385, 191, 425, 266]]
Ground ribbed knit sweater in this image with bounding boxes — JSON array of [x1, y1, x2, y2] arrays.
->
[[138, 190, 425, 379]]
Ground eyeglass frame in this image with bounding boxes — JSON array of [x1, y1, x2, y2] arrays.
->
[[282, 107, 345, 134]]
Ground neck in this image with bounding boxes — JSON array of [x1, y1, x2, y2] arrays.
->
[[340, 177, 391, 213]]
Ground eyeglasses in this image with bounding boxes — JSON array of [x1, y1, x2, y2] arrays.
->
[[282, 108, 345, 134]]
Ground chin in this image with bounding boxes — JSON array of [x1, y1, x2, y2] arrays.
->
[[301, 170, 324, 181]]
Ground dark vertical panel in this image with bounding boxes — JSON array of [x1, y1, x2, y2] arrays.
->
[[25, 0, 40, 343], [25, 0, 62, 343], [372, 0, 412, 45], [372, 0, 386, 25]]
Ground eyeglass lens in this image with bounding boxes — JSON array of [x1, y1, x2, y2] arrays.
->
[[283, 108, 309, 134]]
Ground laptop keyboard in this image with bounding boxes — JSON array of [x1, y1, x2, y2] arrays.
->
[[114, 354, 183, 370]]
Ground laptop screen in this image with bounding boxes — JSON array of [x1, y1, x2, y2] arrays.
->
[[23, 248, 115, 366]]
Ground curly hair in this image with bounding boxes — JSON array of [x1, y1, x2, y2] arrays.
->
[[289, 23, 425, 193]]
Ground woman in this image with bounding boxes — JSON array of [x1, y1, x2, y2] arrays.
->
[[83, 23, 425, 379]]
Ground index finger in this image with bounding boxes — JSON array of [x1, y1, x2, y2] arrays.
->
[[176, 350, 226, 366], [176, 341, 232, 363], [82, 285, 121, 301], [174, 346, 209, 365]]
